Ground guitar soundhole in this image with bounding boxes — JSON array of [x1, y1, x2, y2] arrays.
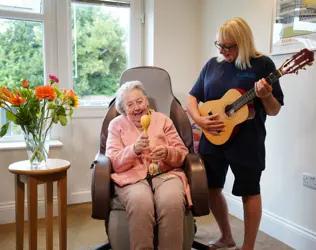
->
[[225, 105, 234, 117], [208, 111, 221, 134]]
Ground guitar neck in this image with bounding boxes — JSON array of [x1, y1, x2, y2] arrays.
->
[[231, 69, 283, 112]]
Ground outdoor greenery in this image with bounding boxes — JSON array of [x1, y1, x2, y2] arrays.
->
[[71, 5, 128, 96], [0, 4, 128, 97]]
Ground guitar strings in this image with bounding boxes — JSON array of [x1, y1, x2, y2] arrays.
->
[[225, 72, 280, 116]]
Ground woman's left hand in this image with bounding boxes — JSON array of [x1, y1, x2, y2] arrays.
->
[[150, 145, 168, 162], [255, 78, 273, 99]]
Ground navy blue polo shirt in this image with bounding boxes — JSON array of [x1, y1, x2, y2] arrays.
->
[[189, 56, 284, 170]]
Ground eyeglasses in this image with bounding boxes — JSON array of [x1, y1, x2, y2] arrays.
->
[[214, 41, 237, 52]]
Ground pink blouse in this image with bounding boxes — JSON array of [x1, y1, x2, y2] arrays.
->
[[105, 111, 192, 206]]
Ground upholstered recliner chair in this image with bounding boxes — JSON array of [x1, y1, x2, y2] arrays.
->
[[91, 66, 210, 250]]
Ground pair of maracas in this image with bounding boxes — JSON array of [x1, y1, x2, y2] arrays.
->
[[140, 114, 160, 176]]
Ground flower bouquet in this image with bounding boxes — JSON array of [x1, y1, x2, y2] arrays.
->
[[0, 75, 78, 165]]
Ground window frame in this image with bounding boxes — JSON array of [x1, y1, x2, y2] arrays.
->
[[64, 0, 144, 113], [0, 0, 58, 142], [0, 0, 143, 142]]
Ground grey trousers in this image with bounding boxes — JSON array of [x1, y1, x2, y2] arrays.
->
[[115, 176, 185, 250]]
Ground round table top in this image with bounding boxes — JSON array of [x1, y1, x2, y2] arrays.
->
[[8, 158, 71, 175]]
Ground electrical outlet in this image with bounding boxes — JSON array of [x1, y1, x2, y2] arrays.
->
[[303, 173, 316, 190]]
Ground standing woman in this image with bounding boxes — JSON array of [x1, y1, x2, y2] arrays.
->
[[187, 17, 284, 250]]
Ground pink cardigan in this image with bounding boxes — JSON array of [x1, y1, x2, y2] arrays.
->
[[106, 111, 192, 206]]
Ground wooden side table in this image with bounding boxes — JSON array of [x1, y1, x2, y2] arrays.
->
[[8, 158, 71, 250]]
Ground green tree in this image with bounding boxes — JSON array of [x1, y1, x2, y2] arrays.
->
[[0, 6, 127, 97], [0, 19, 43, 89], [72, 5, 127, 97]]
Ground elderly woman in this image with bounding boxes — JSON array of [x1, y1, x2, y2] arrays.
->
[[105, 80, 192, 250]]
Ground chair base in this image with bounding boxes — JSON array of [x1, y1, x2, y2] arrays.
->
[[94, 243, 111, 250], [192, 240, 210, 249], [95, 240, 209, 250]]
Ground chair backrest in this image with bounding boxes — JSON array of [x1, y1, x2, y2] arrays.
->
[[99, 66, 193, 154]]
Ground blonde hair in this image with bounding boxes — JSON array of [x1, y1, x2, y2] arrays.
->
[[216, 17, 262, 70], [115, 80, 147, 115]]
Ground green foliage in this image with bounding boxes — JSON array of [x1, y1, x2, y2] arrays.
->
[[0, 6, 127, 97], [0, 20, 43, 89], [72, 5, 127, 97]]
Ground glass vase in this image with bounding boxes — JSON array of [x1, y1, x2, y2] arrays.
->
[[23, 123, 52, 166]]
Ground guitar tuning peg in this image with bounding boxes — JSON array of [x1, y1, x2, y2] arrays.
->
[[308, 63, 313, 66], [303, 67, 306, 70], [295, 71, 299, 75]]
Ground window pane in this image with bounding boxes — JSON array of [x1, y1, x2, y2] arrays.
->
[[0, 18, 44, 137], [71, 3, 130, 106], [0, 0, 42, 14]]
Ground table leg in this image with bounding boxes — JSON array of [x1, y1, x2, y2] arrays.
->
[[27, 176, 38, 250], [45, 182, 53, 250], [58, 171, 67, 250], [15, 175, 24, 250]]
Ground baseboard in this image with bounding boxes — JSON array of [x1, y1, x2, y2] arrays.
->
[[69, 190, 91, 204], [0, 197, 58, 224], [223, 191, 316, 250], [0, 190, 92, 225]]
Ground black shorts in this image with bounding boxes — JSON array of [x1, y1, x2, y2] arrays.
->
[[201, 153, 262, 196]]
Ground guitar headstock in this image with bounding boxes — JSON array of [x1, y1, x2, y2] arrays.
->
[[279, 48, 314, 75]]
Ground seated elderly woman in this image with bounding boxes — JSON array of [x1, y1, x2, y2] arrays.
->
[[105, 80, 192, 250]]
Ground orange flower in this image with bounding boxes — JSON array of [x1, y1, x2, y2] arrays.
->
[[0, 88, 25, 106], [64, 89, 79, 107], [65, 89, 76, 99], [21, 79, 30, 88], [0, 87, 14, 101], [71, 95, 79, 108], [9, 94, 26, 106], [35, 85, 56, 101]]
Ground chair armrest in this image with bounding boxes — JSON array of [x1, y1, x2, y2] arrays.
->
[[184, 153, 210, 217], [91, 152, 112, 222]]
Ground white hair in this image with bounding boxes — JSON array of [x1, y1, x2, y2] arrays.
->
[[115, 80, 147, 115]]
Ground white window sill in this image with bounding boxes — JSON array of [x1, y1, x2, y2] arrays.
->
[[0, 140, 63, 151]]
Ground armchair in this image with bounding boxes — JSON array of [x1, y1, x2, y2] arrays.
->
[[91, 66, 210, 249]]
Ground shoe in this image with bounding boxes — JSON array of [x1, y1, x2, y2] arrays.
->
[[208, 241, 237, 250]]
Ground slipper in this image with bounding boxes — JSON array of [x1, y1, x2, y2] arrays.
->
[[208, 241, 237, 250]]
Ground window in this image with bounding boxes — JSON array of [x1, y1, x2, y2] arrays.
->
[[0, 0, 142, 141], [0, 0, 42, 13], [71, 0, 131, 106], [0, 0, 56, 141]]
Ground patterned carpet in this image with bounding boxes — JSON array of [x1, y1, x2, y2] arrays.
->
[[0, 203, 293, 250]]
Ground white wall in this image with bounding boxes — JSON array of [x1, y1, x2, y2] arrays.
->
[[200, 0, 316, 249], [144, 0, 202, 106]]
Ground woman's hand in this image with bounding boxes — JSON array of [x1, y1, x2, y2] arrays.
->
[[134, 133, 149, 155], [255, 78, 272, 99], [197, 114, 225, 136], [150, 145, 168, 162]]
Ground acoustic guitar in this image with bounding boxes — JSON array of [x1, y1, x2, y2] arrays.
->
[[198, 48, 314, 145]]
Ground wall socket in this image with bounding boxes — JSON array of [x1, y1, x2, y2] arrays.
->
[[302, 173, 316, 190]]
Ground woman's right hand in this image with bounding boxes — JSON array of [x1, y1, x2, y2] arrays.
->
[[197, 114, 225, 135], [134, 133, 150, 155]]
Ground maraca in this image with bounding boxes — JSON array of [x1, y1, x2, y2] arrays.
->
[[141, 114, 151, 134]]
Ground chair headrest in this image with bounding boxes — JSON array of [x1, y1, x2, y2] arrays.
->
[[119, 66, 175, 116]]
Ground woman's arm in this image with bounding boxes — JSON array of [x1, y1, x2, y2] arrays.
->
[[187, 94, 224, 134], [106, 121, 140, 173], [260, 94, 281, 116], [255, 78, 281, 116], [187, 94, 202, 123]]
